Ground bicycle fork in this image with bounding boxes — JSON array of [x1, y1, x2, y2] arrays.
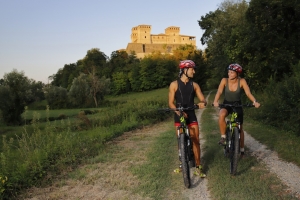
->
[[177, 127, 193, 162]]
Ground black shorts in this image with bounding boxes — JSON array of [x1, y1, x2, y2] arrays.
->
[[222, 100, 244, 124], [174, 110, 198, 127]]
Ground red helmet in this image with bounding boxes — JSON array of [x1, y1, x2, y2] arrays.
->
[[228, 63, 242, 74], [179, 60, 196, 69]]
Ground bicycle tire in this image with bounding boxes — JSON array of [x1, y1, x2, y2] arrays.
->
[[230, 127, 240, 175], [224, 124, 230, 157], [179, 133, 191, 188]]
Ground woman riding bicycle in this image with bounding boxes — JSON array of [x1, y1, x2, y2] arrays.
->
[[168, 60, 207, 177], [212, 63, 260, 157]]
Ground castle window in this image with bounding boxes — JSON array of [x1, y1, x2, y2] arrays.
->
[[145, 36, 146, 38], [145, 31, 146, 33]]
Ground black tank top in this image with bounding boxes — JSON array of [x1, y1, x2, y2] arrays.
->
[[175, 78, 195, 107]]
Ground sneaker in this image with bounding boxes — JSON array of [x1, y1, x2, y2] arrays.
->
[[174, 163, 182, 173], [194, 165, 206, 178], [218, 137, 226, 146]]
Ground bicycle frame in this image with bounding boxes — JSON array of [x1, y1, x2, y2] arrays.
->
[[218, 103, 254, 175]]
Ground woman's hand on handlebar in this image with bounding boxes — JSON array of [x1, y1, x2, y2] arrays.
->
[[197, 101, 207, 109], [212, 102, 219, 107]]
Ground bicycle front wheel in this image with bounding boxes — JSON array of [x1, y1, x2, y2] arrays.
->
[[230, 127, 240, 175], [179, 133, 191, 188]]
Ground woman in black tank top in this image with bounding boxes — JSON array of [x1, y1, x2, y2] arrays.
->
[[212, 63, 260, 157]]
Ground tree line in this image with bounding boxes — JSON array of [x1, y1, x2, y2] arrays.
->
[[198, 0, 300, 135]]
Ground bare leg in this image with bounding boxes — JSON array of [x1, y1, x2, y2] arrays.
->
[[219, 109, 228, 136], [189, 125, 201, 166]]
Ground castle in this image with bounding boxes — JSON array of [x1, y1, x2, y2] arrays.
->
[[125, 25, 196, 58]]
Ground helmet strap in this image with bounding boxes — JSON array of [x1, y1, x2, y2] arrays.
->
[[184, 68, 192, 79]]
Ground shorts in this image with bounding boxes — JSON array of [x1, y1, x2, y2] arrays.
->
[[174, 110, 198, 127], [222, 100, 244, 124]]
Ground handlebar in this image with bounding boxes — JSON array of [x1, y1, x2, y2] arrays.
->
[[159, 104, 199, 113], [211, 103, 254, 108]]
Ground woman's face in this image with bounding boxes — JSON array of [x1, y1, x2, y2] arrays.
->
[[228, 70, 238, 80]]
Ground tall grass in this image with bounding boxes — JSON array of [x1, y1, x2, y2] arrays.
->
[[0, 88, 169, 199]]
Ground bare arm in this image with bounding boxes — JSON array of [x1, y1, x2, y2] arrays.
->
[[193, 82, 206, 108], [213, 78, 226, 106], [168, 81, 177, 109], [240, 78, 260, 108]]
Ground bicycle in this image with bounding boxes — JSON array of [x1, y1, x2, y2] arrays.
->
[[214, 103, 254, 175], [159, 103, 199, 188]]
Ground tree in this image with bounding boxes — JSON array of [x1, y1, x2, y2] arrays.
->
[[198, 0, 250, 88], [68, 73, 90, 107], [111, 72, 130, 95], [0, 70, 32, 125], [87, 67, 111, 107], [81, 48, 108, 78], [128, 62, 142, 92], [245, 0, 300, 85], [45, 86, 69, 109]]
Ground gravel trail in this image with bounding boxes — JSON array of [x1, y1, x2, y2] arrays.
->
[[245, 132, 300, 198]]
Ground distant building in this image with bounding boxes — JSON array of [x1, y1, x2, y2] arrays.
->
[[126, 24, 196, 58]]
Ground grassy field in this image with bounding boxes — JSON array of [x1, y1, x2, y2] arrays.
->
[[0, 88, 170, 199]]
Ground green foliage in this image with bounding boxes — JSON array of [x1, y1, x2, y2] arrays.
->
[[0, 70, 33, 125], [111, 72, 130, 95], [128, 62, 142, 92], [248, 62, 300, 136], [68, 73, 90, 107], [45, 86, 69, 109]]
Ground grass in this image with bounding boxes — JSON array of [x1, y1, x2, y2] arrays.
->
[[130, 125, 178, 200], [243, 117, 300, 166], [200, 92, 298, 200], [0, 88, 170, 199]]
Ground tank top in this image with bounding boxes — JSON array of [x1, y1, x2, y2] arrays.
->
[[224, 78, 241, 102], [175, 78, 195, 107]]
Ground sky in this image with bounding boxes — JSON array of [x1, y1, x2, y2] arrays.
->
[[0, 0, 223, 83]]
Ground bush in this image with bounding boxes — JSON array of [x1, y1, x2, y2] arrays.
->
[[248, 62, 300, 136]]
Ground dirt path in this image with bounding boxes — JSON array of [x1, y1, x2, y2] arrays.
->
[[179, 93, 211, 200], [244, 132, 300, 198]]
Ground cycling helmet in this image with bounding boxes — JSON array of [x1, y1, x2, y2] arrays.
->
[[179, 60, 196, 69], [228, 63, 242, 74]]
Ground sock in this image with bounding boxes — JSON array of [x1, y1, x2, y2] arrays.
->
[[240, 148, 244, 152], [221, 135, 226, 138]]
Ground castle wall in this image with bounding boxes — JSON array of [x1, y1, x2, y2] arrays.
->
[[127, 25, 196, 58]]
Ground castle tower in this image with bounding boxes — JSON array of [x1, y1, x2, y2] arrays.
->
[[131, 25, 151, 44], [165, 26, 181, 44]]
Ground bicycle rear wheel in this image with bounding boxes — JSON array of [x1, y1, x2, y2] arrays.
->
[[230, 127, 240, 175], [179, 133, 191, 188]]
